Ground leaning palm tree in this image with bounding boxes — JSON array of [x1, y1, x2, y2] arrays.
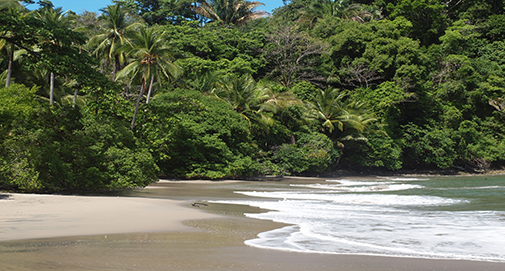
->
[[194, 0, 269, 25], [116, 26, 182, 130], [88, 4, 140, 81]]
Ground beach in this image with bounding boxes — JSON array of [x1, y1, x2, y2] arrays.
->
[[1, 178, 505, 270]]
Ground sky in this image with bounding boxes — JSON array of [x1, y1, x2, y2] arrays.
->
[[27, 0, 285, 15]]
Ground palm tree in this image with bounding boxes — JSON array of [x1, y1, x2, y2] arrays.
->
[[306, 88, 377, 140], [211, 74, 301, 127], [1, 19, 15, 87], [35, 6, 74, 105], [88, 4, 140, 81], [116, 26, 182, 129], [185, 70, 224, 93], [194, 0, 269, 25], [60, 81, 87, 108], [298, 0, 377, 28], [1, 2, 29, 87], [489, 98, 505, 116], [306, 87, 378, 166]]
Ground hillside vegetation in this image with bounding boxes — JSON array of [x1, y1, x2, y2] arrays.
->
[[2, 0, 505, 192]]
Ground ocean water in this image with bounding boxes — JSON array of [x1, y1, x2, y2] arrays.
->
[[213, 175, 505, 262]]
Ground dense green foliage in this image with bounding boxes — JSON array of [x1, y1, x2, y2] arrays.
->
[[0, 84, 158, 192], [2, 0, 505, 192], [141, 89, 258, 179]]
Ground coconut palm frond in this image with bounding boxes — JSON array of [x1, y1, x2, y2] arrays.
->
[[305, 87, 378, 143], [60, 94, 87, 108], [195, 0, 269, 25], [115, 60, 140, 81]]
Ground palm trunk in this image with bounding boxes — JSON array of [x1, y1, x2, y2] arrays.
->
[[73, 88, 78, 107], [131, 78, 146, 130], [334, 153, 342, 169], [5, 43, 14, 87], [49, 72, 55, 105], [290, 133, 296, 144], [332, 142, 345, 170], [146, 75, 155, 104], [112, 55, 120, 82]]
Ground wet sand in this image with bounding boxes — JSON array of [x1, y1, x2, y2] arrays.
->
[[1, 179, 505, 270]]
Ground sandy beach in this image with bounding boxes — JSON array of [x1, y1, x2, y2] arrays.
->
[[0, 193, 218, 242], [1, 179, 505, 270]]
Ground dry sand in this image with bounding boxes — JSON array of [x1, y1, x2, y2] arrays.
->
[[0, 193, 218, 242], [1, 179, 505, 271]]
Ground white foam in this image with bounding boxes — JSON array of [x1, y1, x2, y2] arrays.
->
[[291, 183, 423, 192], [245, 225, 505, 262], [325, 179, 384, 186], [381, 177, 430, 181], [242, 206, 505, 262], [217, 177, 505, 263], [430, 186, 505, 192], [234, 191, 463, 206]]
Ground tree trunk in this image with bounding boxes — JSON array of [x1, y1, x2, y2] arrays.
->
[[131, 78, 146, 130], [73, 88, 78, 107], [112, 55, 120, 82], [332, 142, 345, 170], [146, 75, 155, 104], [49, 72, 55, 105], [5, 43, 14, 87]]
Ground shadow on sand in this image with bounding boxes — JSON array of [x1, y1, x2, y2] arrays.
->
[[0, 194, 11, 200]]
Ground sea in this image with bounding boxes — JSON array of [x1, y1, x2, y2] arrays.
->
[[212, 175, 505, 262]]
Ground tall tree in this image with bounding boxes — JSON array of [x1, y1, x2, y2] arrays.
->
[[116, 26, 182, 129], [298, 0, 378, 28], [194, 0, 269, 25], [388, 0, 447, 45], [115, 0, 199, 25], [0, 4, 38, 87], [88, 4, 140, 81], [35, 6, 75, 105], [264, 23, 329, 88]]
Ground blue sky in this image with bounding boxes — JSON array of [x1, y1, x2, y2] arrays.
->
[[27, 0, 285, 15]]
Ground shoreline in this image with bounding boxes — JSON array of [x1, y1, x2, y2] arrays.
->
[[1, 178, 505, 270]]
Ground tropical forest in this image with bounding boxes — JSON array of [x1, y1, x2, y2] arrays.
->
[[2, 0, 505, 192]]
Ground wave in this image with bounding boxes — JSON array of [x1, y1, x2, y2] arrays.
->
[[213, 176, 505, 263], [233, 191, 464, 206], [290, 183, 423, 192], [244, 225, 505, 262], [325, 179, 384, 185], [377, 177, 430, 181], [435, 186, 505, 190], [240, 206, 505, 263]]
